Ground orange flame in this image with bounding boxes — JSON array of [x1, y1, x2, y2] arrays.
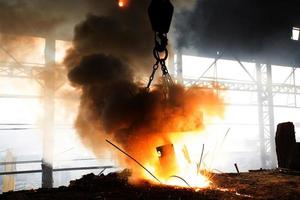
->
[[116, 85, 225, 188], [118, 0, 128, 8]]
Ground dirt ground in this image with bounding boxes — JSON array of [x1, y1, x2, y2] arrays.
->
[[1, 169, 300, 200]]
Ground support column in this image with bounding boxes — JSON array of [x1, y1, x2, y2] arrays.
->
[[175, 49, 183, 84], [256, 63, 267, 168], [266, 64, 276, 167], [42, 38, 55, 188], [2, 150, 15, 192], [293, 67, 297, 107], [256, 63, 276, 168]]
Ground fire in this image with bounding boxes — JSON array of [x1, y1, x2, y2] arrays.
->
[[66, 44, 225, 188], [132, 131, 214, 188], [118, 0, 128, 8], [112, 86, 225, 188]]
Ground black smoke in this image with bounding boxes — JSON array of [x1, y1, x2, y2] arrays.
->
[[175, 0, 300, 66], [65, 1, 224, 175]]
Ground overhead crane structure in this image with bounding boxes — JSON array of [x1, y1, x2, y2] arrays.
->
[[174, 51, 300, 169], [1, 34, 299, 186]]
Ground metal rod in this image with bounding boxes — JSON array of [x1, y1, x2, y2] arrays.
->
[[98, 168, 107, 176], [0, 158, 99, 165], [0, 166, 114, 175], [193, 52, 224, 84], [0, 160, 41, 165], [105, 139, 162, 184], [169, 175, 191, 187], [293, 66, 297, 107], [198, 144, 205, 172], [233, 55, 256, 83], [53, 166, 113, 172], [209, 128, 231, 170], [0, 45, 23, 67], [223, 128, 231, 139], [220, 128, 231, 148], [234, 163, 240, 174], [0, 128, 34, 131]]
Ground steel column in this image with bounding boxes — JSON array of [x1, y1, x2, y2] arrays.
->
[[42, 38, 55, 188], [175, 50, 183, 84], [256, 63, 267, 168], [256, 63, 276, 168], [266, 64, 276, 167]]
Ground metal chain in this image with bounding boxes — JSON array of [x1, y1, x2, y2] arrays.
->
[[146, 33, 173, 95], [146, 60, 159, 89], [160, 59, 173, 99]]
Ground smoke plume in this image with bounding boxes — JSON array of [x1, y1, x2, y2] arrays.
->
[[64, 0, 224, 180], [67, 52, 224, 178]]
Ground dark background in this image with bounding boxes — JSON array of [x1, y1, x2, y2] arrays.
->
[[175, 0, 300, 66]]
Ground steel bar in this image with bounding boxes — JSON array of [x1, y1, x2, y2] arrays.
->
[[233, 55, 256, 83], [192, 52, 224, 84], [105, 139, 162, 184], [53, 166, 113, 172], [198, 144, 205, 172], [0, 160, 41, 165], [0, 158, 99, 165], [0, 45, 23, 67], [168, 175, 191, 187], [0, 128, 35, 130], [98, 168, 107, 176], [0, 166, 114, 176], [0, 94, 42, 99], [234, 163, 240, 174], [220, 128, 231, 147]]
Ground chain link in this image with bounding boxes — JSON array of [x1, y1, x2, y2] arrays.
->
[[146, 60, 159, 89], [146, 32, 173, 95], [160, 59, 173, 99]]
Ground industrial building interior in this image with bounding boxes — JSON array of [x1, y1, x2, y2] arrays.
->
[[0, 0, 300, 199]]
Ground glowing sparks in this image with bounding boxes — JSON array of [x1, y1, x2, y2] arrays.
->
[[139, 132, 213, 188]]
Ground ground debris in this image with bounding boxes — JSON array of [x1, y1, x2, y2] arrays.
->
[[1, 169, 300, 200], [211, 169, 300, 200]]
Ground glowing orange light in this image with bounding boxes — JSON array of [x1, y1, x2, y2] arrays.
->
[[120, 85, 225, 188], [119, 2, 124, 7], [118, 0, 127, 8]]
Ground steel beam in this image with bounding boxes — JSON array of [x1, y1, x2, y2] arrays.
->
[[266, 64, 276, 167], [256, 63, 267, 168], [255, 63, 276, 168], [41, 37, 55, 188], [184, 77, 300, 95]]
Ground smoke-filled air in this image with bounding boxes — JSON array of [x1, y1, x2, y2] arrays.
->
[[64, 0, 225, 183]]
